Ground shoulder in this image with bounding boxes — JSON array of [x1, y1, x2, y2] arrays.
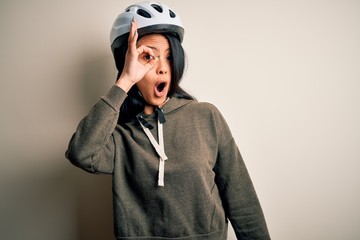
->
[[184, 101, 228, 128], [165, 97, 220, 115], [187, 101, 222, 116], [188, 101, 233, 140], [166, 97, 226, 124]]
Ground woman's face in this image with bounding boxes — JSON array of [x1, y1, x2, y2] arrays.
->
[[136, 34, 172, 114]]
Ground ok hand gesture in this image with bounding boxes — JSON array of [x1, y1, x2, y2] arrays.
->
[[116, 19, 156, 92]]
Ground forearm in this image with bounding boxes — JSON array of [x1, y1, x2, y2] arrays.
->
[[216, 140, 270, 239], [226, 183, 270, 240], [65, 85, 127, 173]]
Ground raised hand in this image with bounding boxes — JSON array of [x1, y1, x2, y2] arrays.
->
[[115, 19, 156, 92]]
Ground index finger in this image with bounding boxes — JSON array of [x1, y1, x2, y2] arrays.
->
[[137, 45, 156, 63], [128, 18, 138, 51]]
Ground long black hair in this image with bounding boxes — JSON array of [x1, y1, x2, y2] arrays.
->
[[112, 33, 195, 124]]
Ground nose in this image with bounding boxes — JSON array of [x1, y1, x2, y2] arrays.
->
[[156, 58, 168, 75]]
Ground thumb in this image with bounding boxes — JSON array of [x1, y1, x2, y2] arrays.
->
[[145, 60, 155, 72]]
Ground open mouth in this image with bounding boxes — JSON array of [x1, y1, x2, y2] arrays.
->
[[156, 82, 166, 93]]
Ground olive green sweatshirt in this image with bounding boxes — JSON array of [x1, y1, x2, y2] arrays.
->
[[66, 85, 270, 239]]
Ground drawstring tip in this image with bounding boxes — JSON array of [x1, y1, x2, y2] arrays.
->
[[158, 158, 166, 187], [155, 107, 166, 123], [137, 114, 154, 129]]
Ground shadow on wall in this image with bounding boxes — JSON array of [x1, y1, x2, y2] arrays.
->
[[76, 49, 117, 108], [69, 49, 116, 239], [68, 167, 114, 240], [0, 48, 116, 239], [0, 163, 113, 240]]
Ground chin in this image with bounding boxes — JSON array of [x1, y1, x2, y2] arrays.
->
[[153, 98, 167, 107], [146, 96, 167, 107]]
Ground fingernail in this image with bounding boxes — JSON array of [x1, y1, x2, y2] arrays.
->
[[134, 30, 137, 37], [132, 16, 135, 22]]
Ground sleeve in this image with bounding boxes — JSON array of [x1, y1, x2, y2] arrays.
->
[[65, 85, 128, 174], [213, 109, 271, 239]]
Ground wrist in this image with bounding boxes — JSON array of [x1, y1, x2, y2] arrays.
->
[[115, 75, 135, 93]]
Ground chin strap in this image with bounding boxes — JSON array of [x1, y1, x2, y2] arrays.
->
[[137, 107, 168, 187]]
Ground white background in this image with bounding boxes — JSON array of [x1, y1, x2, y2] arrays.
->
[[1, 0, 359, 239]]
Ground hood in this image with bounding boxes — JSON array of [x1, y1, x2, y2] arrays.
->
[[161, 96, 195, 115], [137, 96, 195, 122]]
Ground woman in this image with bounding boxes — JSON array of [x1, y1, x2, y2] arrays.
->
[[66, 2, 271, 239]]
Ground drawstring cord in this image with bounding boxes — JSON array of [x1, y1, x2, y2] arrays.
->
[[137, 107, 168, 186]]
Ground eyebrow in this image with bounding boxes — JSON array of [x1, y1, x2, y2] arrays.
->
[[146, 46, 170, 52]]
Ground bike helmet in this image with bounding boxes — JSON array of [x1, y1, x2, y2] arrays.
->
[[110, 1, 184, 53]]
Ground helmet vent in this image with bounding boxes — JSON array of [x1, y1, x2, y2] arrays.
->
[[169, 9, 176, 18], [137, 9, 151, 18], [151, 4, 163, 13]]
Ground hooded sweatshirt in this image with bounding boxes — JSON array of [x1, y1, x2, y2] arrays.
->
[[66, 85, 271, 240]]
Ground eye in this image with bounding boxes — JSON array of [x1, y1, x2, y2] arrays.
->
[[167, 55, 173, 62], [144, 54, 154, 61]]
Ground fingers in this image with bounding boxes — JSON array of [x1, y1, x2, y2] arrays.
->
[[128, 18, 138, 52], [127, 18, 155, 63], [136, 46, 155, 59], [136, 47, 155, 73], [124, 18, 154, 76]]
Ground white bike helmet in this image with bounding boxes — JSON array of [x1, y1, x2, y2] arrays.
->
[[110, 1, 184, 52]]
